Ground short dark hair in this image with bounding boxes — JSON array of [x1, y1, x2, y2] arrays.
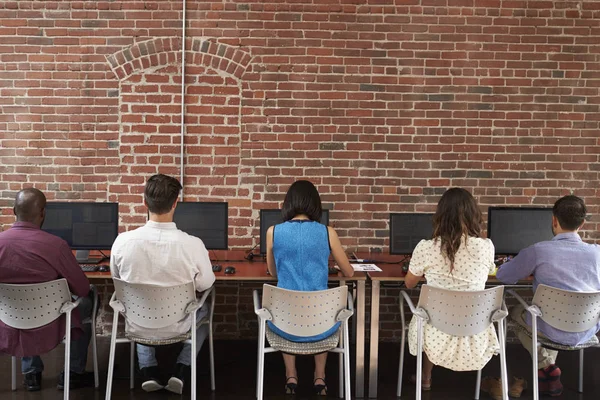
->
[[553, 195, 586, 231], [144, 174, 182, 215], [281, 180, 322, 222]]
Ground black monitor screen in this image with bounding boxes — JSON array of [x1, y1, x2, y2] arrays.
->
[[259, 209, 330, 254], [173, 202, 228, 250], [488, 207, 554, 255], [42, 202, 119, 250], [389, 213, 434, 255]]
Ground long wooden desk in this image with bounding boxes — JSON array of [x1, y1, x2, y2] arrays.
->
[[86, 261, 369, 398], [366, 263, 532, 399]]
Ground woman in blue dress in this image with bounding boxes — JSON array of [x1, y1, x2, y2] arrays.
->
[[266, 180, 354, 395]]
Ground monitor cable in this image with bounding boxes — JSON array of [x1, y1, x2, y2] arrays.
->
[[245, 243, 259, 261]]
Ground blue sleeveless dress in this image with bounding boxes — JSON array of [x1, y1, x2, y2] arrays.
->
[[267, 220, 340, 342]]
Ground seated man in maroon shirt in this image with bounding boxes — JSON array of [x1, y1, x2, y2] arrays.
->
[[0, 188, 94, 391]]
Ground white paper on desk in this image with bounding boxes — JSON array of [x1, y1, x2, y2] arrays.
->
[[350, 263, 382, 272]]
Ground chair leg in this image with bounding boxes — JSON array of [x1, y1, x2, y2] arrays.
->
[[105, 312, 120, 400], [343, 321, 352, 400], [497, 319, 509, 400], [257, 322, 266, 400], [397, 326, 406, 397], [338, 331, 343, 399], [209, 320, 215, 391], [578, 348, 584, 393], [209, 289, 216, 392], [130, 342, 135, 390], [64, 310, 72, 400], [531, 317, 539, 400], [474, 370, 482, 400], [255, 322, 261, 399], [11, 356, 16, 391], [191, 313, 197, 400], [91, 286, 99, 388], [416, 318, 423, 400]]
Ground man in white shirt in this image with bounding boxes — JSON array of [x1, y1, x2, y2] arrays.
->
[[110, 174, 215, 394]]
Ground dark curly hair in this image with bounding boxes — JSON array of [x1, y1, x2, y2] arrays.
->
[[432, 188, 483, 271]]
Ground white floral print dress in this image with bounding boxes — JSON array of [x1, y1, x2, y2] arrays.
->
[[407, 237, 500, 371]]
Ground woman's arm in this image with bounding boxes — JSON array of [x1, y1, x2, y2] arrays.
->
[[405, 240, 428, 288], [328, 226, 354, 278], [266, 226, 277, 278], [404, 271, 422, 289]]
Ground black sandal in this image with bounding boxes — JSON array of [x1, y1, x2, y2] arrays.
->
[[314, 377, 327, 396], [285, 377, 298, 394]]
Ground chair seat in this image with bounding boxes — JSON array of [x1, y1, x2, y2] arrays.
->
[[265, 325, 340, 355], [125, 318, 209, 346], [509, 321, 599, 351]]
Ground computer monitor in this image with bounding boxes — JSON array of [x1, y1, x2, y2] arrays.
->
[[42, 202, 119, 263], [389, 213, 434, 255], [259, 209, 330, 255], [487, 207, 554, 255], [173, 202, 228, 250]]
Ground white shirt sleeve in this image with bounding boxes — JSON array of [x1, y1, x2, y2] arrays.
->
[[409, 239, 429, 277], [110, 236, 122, 279], [193, 239, 216, 292], [486, 239, 496, 275]]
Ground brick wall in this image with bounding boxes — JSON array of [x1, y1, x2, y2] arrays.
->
[[1, 0, 599, 340]]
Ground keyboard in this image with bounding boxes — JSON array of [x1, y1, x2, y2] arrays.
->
[[80, 264, 99, 272]]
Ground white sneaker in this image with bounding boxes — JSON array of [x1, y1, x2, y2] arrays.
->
[[165, 377, 184, 394]]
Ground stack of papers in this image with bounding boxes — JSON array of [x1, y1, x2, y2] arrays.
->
[[350, 263, 382, 272]]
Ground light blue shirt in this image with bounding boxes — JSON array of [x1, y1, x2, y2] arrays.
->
[[496, 232, 600, 345]]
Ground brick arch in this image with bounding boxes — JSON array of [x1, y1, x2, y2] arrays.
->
[[106, 37, 252, 81], [106, 38, 253, 237]]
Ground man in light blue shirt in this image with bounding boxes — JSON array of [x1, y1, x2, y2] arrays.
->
[[492, 195, 600, 398]]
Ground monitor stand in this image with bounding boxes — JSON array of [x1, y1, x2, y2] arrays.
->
[[75, 250, 104, 264]]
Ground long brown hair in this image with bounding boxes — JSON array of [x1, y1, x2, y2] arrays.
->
[[432, 188, 483, 271]]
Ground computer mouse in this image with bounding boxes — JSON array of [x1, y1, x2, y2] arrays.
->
[[224, 266, 236, 275], [212, 264, 222, 272], [98, 265, 110, 273]]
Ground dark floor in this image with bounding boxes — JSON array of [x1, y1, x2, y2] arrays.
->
[[0, 338, 598, 399]]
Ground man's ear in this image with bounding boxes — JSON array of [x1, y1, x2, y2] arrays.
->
[[171, 198, 178, 211], [552, 215, 559, 230]]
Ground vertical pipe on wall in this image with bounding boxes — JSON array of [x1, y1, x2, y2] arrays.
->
[[179, 0, 187, 200]]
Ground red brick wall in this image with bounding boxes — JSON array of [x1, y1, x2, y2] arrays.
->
[[1, 0, 600, 340]]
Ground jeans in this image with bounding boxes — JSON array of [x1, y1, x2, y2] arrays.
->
[[22, 289, 94, 375], [137, 304, 209, 369], [511, 305, 559, 369]]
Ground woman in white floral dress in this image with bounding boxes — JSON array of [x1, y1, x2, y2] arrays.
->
[[404, 188, 498, 389]]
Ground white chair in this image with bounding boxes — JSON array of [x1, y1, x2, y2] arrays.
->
[[398, 285, 509, 400], [0, 279, 99, 399], [253, 284, 354, 400], [105, 278, 215, 400], [507, 285, 600, 399]]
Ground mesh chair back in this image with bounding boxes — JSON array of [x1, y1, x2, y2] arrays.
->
[[113, 278, 195, 329], [262, 284, 347, 337], [417, 285, 504, 337], [533, 284, 600, 332], [0, 278, 71, 329]]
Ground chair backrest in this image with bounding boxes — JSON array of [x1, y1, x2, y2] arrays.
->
[[0, 278, 71, 329], [262, 284, 348, 337], [417, 284, 504, 337], [533, 284, 600, 332], [113, 278, 196, 329]]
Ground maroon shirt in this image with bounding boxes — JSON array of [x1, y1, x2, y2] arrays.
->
[[0, 221, 90, 357]]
